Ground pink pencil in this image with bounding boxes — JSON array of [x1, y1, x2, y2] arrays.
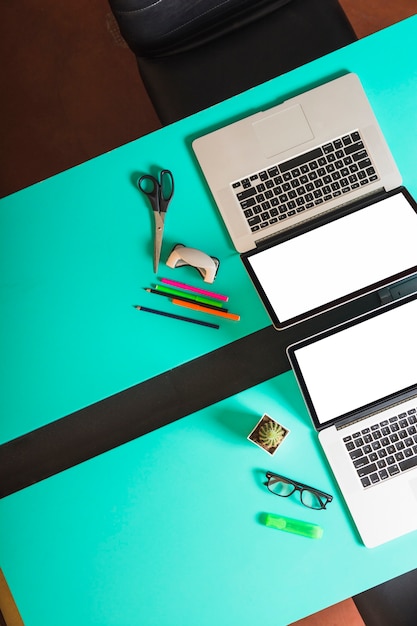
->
[[160, 277, 229, 302]]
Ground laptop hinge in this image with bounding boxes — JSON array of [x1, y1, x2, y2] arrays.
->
[[336, 391, 417, 431], [378, 273, 417, 305]]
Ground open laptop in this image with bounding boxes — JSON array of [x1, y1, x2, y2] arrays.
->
[[287, 292, 417, 548], [192, 73, 401, 253], [193, 74, 417, 328]]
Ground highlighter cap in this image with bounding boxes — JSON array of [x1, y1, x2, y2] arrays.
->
[[264, 513, 324, 539]]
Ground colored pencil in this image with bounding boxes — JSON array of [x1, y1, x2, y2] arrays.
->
[[145, 288, 226, 311], [172, 299, 240, 321], [154, 284, 225, 308], [133, 305, 219, 329], [160, 277, 229, 302]]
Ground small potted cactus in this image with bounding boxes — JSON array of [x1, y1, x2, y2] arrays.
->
[[248, 413, 290, 456]]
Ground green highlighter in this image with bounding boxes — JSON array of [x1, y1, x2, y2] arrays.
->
[[264, 513, 324, 539]]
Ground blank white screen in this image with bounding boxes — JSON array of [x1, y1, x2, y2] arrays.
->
[[248, 193, 417, 322], [293, 297, 417, 424]]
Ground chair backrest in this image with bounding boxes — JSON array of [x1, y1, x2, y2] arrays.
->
[[109, 0, 357, 124], [109, 0, 294, 57]]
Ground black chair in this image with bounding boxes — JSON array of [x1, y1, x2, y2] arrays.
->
[[108, 0, 357, 124]]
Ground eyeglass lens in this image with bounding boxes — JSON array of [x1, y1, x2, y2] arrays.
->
[[267, 476, 327, 509]]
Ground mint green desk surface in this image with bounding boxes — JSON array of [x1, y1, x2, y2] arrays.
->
[[2, 373, 417, 626], [1, 17, 417, 623], [1, 17, 417, 444]]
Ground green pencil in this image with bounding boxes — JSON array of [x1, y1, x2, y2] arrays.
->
[[154, 284, 225, 308], [145, 288, 226, 311]]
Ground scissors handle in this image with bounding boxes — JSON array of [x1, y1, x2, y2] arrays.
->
[[137, 170, 174, 214], [138, 174, 159, 213], [157, 169, 174, 213]]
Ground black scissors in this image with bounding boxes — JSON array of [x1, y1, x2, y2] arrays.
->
[[138, 169, 174, 273]]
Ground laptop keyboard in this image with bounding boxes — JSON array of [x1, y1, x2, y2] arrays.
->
[[232, 130, 379, 233], [343, 407, 417, 488]]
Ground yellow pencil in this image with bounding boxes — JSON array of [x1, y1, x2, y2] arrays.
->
[[172, 298, 240, 321]]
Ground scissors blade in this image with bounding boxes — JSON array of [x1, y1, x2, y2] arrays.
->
[[153, 212, 165, 273]]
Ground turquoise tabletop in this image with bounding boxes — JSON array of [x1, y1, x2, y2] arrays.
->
[[2, 373, 417, 626], [1, 16, 417, 443], [0, 90, 271, 444], [1, 15, 417, 626]]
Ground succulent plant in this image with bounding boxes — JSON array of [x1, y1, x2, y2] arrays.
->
[[258, 421, 285, 448]]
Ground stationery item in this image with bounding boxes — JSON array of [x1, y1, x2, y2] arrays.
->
[[160, 277, 229, 302], [137, 169, 174, 272], [133, 305, 219, 329], [287, 291, 417, 548], [172, 298, 240, 321], [263, 513, 324, 539], [145, 288, 225, 311], [154, 284, 225, 308], [166, 244, 220, 283]]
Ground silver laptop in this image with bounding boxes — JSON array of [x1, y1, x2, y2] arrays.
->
[[287, 292, 417, 548], [193, 73, 417, 329], [192, 73, 401, 253]]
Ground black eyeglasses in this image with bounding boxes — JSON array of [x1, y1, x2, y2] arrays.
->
[[264, 471, 333, 510]]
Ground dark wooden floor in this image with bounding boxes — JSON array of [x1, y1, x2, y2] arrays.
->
[[0, 0, 415, 200], [1, 2, 416, 625]]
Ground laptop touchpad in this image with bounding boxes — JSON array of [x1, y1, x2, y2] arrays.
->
[[252, 104, 314, 158]]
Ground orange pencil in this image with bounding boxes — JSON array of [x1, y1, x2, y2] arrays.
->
[[172, 298, 240, 321]]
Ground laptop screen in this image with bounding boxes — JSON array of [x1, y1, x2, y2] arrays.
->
[[242, 189, 417, 329], [287, 294, 417, 429]]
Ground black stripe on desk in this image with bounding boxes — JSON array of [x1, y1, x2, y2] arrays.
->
[[0, 293, 380, 498]]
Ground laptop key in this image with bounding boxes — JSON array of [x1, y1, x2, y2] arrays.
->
[[240, 198, 256, 209], [345, 140, 364, 154], [357, 463, 377, 477], [388, 464, 400, 476], [350, 452, 369, 469], [237, 187, 256, 201], [399, 455, 417, 472]]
